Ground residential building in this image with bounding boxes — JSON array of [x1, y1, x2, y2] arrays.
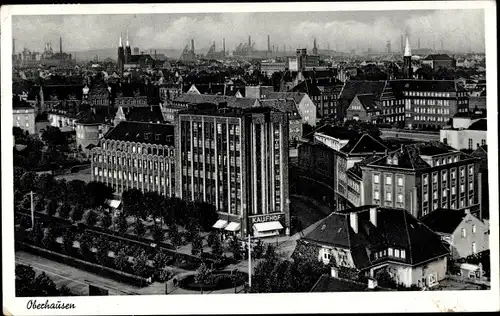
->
[[289, 79, 344, 119], [90, 121, 176, 196], [13, 98, 36, 134], [174, 103, 290, 238], [245, 86, 274, 99], [265, 92, 317, 126], [113, 105, 166, 126], [360, 142, 483, 219], [301, 206, 449, 288], [451, 110, 486, 129], [422, 208, 489, 258], [440, 118, 487, 151]]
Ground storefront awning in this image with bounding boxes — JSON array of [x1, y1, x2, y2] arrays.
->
[[212, 219, 228, 229], [106, 199, 121, 209], [253, 221, 284, 232], [225, 222, 241, 232]]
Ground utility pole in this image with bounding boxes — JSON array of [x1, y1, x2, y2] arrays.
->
[[248, 234, 252, 289], [30, 191, 35, 229]]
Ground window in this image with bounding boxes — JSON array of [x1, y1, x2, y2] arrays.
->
[[472, 242, 477, 254], [423, 174, 428, 185], [433, 191, 438, 199], [374, 190, 380, 200], [472, 224, 476, 234], [469, 182, 474, 191], [451, 186, 456, 195], [395, 249, 400, 258], [461, 228, 466, 238], [469, 165, 474, 175], [460, 184, 465, 193], [397, 193, 403, 203], [468, 138, 473, 150], [385, 174, 392, 185], [443, 189, 448, 197], [401, 249, 406, 259], [374, 174, 380, 184], [424, 193, 429, 202], [433, 173, 438, 183], [386, 192, 392, 201], [388, 248, 394, 256], [481, 139, 486, 146]]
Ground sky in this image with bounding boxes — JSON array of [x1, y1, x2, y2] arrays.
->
[[12, 9, 485, 54]]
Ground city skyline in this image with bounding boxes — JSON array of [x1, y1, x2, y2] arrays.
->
[[13, 9, 485, 54]]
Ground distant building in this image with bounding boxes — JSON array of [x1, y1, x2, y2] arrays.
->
[[174, 103, 290, 238], [290, 79, 344, 119], [113, 105, 166, 126], [422, 208, 489, 259], [260, 61, 287, 78], [265, 92, 317, 127], [90, 121, 176, 196], [300, 207, 449, 288], [421, 54, 456, 70], [245, 86, 274, 99], [13, 98, 36, 134]]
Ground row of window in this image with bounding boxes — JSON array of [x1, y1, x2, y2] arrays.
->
[[461, 225, 477, 238], [373, 173, 404, 186], [414, 116, 448, 122], [405, 91, 451, 98], [373, 247, 407, 260], [412, 99, 450, 107], [468, 139, 487, 150], [414, 107, 450, 115], [101, 142, 174, 155], [373, 191, 404, 203], [94, 167, 172, 185]]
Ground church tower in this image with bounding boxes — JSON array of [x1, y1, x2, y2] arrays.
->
[[312, 38, 318, 55], [117, 34, 125, 74], [403, 35, 413, 79], [125, 30, 132, 65]]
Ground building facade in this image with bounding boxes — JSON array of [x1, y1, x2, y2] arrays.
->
[[13, 100, 36, 134], [175, 104, 290, 238], [91, 121, 176, 196]]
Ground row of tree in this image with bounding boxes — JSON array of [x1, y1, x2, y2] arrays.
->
[[16, 264, 73, 297]]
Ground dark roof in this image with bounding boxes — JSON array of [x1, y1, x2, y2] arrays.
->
[[415, 142, 457, 156], [453, 110, 487, 119], [354, 93, 379, 111], [266, 92, 307, 105], [421, 209, 467, 234], [467, 119, 487, 131], [12, 98, 35, 110], [42, 84, 85, 101], [423, 54, 454, 61], [173, 93, 258, 109], [303, 207, 449, 268], [389, 79, 465, 93], [104, 121, 174, 146], [347, 154, 383, 179], [290, 80, 323, 96], [339, 81, 387, 101], [260, 99, 299, 117], [77, 107, 117, 125], [315, 125, 358, 140], [340, 134, 388, 155], [368, 145, 431, 170], [124, 106, 165, 124]]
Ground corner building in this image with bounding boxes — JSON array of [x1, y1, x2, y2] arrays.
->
[[175, 104, 290, 238]]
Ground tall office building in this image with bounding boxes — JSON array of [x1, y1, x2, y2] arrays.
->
[[174, 103, 290, 237]]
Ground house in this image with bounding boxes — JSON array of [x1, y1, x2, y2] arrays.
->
[[345, 94, 381, 124], [421, 208, 489, 259], [421, 54, 456, 70], [300, 206, 449, 288], [290, 78, 344, 119], [440, 118, 487, 151], [13, 97, 36, 134], [265, 92, 317, 126]]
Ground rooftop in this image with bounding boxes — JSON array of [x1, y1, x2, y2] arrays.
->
[[172, 93, 258, 109], [340, 133, 388, 155], [123, 106, 165, 124], [389, 79, 466, 93], [314, 125, 358, 141], [467, 119, 487, 131], [103, 121, 175, 146], [310, 275, 385, 292], [421, 209, 468, 234]]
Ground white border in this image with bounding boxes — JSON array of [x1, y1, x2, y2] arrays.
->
[[2, 2, 498, 315]]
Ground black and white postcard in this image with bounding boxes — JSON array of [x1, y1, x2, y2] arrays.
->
[[1, 1, 498, 315]]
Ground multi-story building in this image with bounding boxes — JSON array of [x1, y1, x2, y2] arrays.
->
[[390, 80, 469, 129], [301, 206, 449, 288], [113, 105, 166, 126], [260, 99, 303, 144], [260, 61, 287, 78], [360, 142, 483, 219], [13, 98, 36, 134], [114, 96, 148, 108], [440, 118, 487, 151], [83, 84, 112, 108], [265, 92, 317, 126], [90, 121, 176, 196], [421, 54, 456, 70], [174, 103, 290, 238], [159, 82, 184, 103], [290, 78, 344, 119]]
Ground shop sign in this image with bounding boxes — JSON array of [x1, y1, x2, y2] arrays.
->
[[249, 213, 284, 225]]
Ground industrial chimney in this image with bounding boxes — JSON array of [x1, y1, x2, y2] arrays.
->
[[267, 34, 271, 52], [60, 37, 62, 55], [248, 35, 251, 48], [191, 39, 195, 52], [223, 38, 226, 53]]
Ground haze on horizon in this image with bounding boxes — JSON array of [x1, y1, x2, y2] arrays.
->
[[13, 9, 485, 54]]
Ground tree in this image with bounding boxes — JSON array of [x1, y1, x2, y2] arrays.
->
[[35, 173, 58, 197], [196, 202, 218, 232], [122, 188, 144, 223], [114, 249, 129, 271], [143, 191, 162, 227], [191, 234, 203, 256], [134, 219, 146, 238], [70, 204, 84, 222], [58, 285, 73, 296], [41, 126, 67, 149], [62, 230, 75, 254], [168, 224, 182, 250], [132, 250, 149, 277], [14, 166, 27, 188], [84, 210, 98, 226], [15, 264, 36, 296], [33, 272, 60, 296], [85, 181, 113, 209], [57, 203, 71, 219], [211, 233, 224, 258], [42, 226, 56, 249], [78, 234, 93, 259], [20, 171, 37, 192], [31, 221, 44, 245], [45, 199, 58, 217], [153, 251, 169, 269], [100, 211, 112, 229], [116, 214, 129, 235], [194, 262, 213, 285], [230, 236, 242, 260], [34, 197, 46, 213], [151, 224, 164, 242], [96, 243, 110, 267], [207, 230, 219, 248], [253, 239, 265, 259], [66, 180, 88, 206]]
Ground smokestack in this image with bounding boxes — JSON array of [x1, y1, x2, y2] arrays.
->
[[418, 38, 421, 50], [13, 38, 15, 55], [248, 35, 251, 47], [223, 38, 226, 53], [191, 39, 195, 52], [401, 34, 404, 53], [60, 37, 62, 55], [155, 50, 157, 60], [267, 34, 271, 52]]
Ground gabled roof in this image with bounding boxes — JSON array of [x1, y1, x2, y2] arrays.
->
[[315, 125, 357, 141], [368, 145, 430, 170], [347, 154, 383, 179], [303, 207, 449, 269], [104, 121, 174, 146], [353, 93, 378, 111], [260, 99, 299, 117], [77, 107, 117, 125], [340, 133, 388, 155], [339, 81, 387, 101], [290, 80, 323, 96], [389, 79, 466, 93], [421, 209, 467, 234], [266, 92, 307, 105], [467, 119, 487, 131], [423, 54, 454, 61]]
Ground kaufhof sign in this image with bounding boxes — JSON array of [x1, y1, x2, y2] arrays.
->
[[249, 213, 284, 225]]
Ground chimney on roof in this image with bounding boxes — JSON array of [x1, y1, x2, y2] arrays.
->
[[349, 212, 359, 234], [330, 266, 339, 278], [369, 207, 377, 227], [368, 277, 378, 289]]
